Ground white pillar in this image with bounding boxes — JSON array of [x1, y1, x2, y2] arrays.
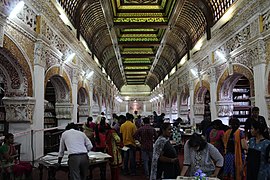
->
[[143, 102, 146, 113], [71, 70, 78, 123], [210, 67, 218, 120], [32, 41, 45, 159], [253, 63, 268, 120], [125, 101, 129, 113], [177, 90, 181, 118], [169, 94, 172, 121], [89, 83, 93, 116], [189, 81, 195, 126]]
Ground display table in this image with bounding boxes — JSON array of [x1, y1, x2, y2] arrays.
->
[[38, 151, 111, 180], [176, 176, 220, 180]]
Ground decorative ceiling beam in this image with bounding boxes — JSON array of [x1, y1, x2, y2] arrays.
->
[[118, 42, 160, 47], [100, 0, 127, 86], [121, 54, 155, 58], [74, 0, 88, 40], [173, 25, 192, 59], [146, 0, 186, 86], [189, 0, 214, 40], [114, 23, 168, 29]]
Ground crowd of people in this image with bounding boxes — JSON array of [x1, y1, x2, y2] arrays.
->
[[0, 106, 269, 180], [55, 107, 269, 180]]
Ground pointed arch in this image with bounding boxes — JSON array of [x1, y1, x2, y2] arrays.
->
[[217, 64, 254, 101]]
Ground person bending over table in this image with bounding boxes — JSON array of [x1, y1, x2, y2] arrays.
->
[[58, 123, 93, 180], [150, 123, 180, 180], [181, 133, 224, 177]]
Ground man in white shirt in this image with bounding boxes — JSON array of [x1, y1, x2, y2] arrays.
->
[[58, 123, 93, 180]]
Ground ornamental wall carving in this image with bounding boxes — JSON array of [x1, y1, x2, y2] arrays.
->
[[2, 35, 33, 96], [55, 102, 73, 119], [178, 72, 189, 86], [194, 104, 205, 115], [217, 101, 234, 117], [2, 96, 35, 123], [225, 25, 251, 53], [4, 25, 34, 66], [248, 40, 266, 66], [262, 9, 270, 32], [78, 105, 89, 117], [233, 52, 252, 69], [16, 4, 37, 32]]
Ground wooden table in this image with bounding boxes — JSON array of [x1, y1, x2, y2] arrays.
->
[[38, 151, 111, 180]]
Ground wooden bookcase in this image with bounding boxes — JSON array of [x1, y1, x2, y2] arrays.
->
[[233, 77, 251, 125], [44, 101, 57, 128], [44, 81, 57, 128]]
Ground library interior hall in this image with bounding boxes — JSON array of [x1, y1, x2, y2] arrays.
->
[[0, 0, 270, 179]]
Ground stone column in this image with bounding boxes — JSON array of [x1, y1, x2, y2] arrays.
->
[[250, 40, 268, 122], [177, 89, 181, 118], [31, 40, 46, 159], [125, 101, 129, 113], [169, 93, 172, 121], [189, 81, 195, 126], [71, 69, 78, 123], [143, 101, 146, 114], [89, 83, 94, 116], [209, 67, 218, 120]]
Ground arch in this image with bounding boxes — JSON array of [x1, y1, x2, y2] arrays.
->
[[194, 80, 210, 103], [45, 66, 72, 103], [180, 85, 189, 105], [217, 64, 254, 101], [0, 35, 33, 96], [78, 87, 89, 105]]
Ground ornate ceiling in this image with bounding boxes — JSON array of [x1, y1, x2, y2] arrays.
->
[[56, 0, 237, 90]]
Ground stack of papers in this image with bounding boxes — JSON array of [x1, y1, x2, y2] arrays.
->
[[41, 151, 111, 164]]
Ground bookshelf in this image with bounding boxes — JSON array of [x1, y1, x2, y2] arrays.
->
[[44, 81, 57, 128], [232, 77, 251, 124]]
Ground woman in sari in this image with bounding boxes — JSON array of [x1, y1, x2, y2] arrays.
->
[[150, 123, 180, 180], [209, 119, 225, 155], [95, 117, 110, 152], [223, 117, 248, 180], [0, 133, 32, 180], [83, 116, 96, 150], [105, 126, 123, 180], [246, 120, 270, 180]]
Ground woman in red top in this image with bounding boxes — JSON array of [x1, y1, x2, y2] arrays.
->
[[95, 117, 110, 152]]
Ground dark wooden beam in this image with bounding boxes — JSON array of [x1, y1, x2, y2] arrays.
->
[[121, 54, 155, 58], [189, 0, 214, 40], [118, 42, 160, 47], [114, 22, 168, 29]]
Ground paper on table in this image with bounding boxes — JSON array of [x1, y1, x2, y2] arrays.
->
[[41, 155, 58, 161], [87, 151, 111, 159], [121, 146, 130, 151]]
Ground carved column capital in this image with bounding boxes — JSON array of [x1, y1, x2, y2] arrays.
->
[[2, 97, 35, 123], [209, 67, 217, 83], [55, 102, 73, 119], [34, 41, 46, 68], [249, 39, 266, 66]]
